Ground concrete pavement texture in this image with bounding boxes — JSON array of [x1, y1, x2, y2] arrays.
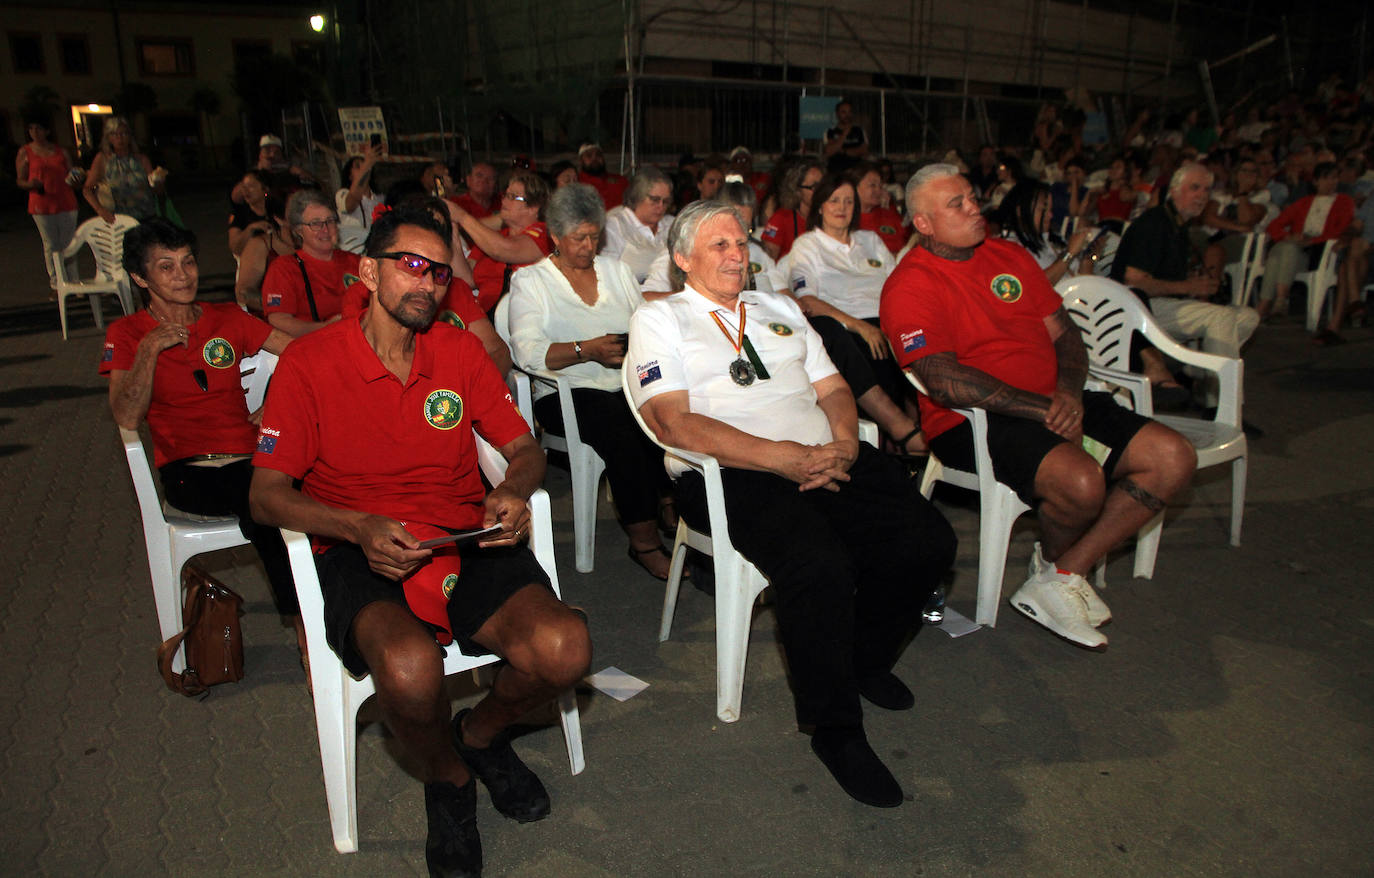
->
[[1, 184, 1371, 876]]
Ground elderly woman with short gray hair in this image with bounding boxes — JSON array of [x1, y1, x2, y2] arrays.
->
[[261, 187, 360, 336], [507, 183, 677, 580], [602, 166, 675, 284]]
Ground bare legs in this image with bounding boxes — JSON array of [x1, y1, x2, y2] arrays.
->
[[856, 386, 927, 454]]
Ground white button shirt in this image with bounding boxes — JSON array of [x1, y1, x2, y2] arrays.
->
[[787, 229, 894, 320], [603, 205, 675, 283], [627, 285, 839, 475]]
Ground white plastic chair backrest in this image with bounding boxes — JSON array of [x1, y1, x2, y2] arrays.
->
[[492, 294, 535, 430], [69, 215, 138, 283], [240, 349, 279, 413]]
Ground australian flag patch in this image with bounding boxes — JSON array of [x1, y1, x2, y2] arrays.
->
[[256, 426, 280, 454], [637, 361, 662, 387], [900, 329, 927, 353]]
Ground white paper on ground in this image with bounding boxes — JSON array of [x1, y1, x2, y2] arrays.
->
[[585, 666, 650, 702], [938, 607, 982, 638]]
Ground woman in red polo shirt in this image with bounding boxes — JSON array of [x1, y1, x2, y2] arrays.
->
[[450, 170, 553, 313], [850, 161, 908, 254], [100, 218, 303, 656], [760, 159, 823, 262], [261, 188, 362, 336]]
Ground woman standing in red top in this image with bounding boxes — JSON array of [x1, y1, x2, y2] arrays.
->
[[450, 169, 552, 313], [15, 118, 80, 295], [850, 161, 908, 254]]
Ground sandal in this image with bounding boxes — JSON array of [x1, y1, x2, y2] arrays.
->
[[628, 544, 675, 581], [884, 427, 929, 462]]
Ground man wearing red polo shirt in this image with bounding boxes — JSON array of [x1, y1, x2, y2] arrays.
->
[[249, 205, 590, 877], [575, 142, 628, 208], [881, 164, 1197, 650]]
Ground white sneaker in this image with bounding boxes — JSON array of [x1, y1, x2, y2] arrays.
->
[[1009, 569, 1107, 648], [1028, 543, 1112, 628]]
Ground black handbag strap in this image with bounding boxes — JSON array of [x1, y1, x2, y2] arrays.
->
[[293, 254, 321, 322]]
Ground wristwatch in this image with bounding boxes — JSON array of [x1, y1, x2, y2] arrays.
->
[[573, 340, 584, 360]]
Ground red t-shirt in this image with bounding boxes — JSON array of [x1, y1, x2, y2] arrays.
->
[[340, 277, 484, 329], [451, 193, 494, 219], [470, 223, 551, 313], [1095, 186, 1134, 223], [253, 317, 530, 538], [879, 238, 1061, 441], [860, 206, 908, 254], [747, 171, 773, 208], [261, 249, 362, 323], [760, 208, 807, 259], [100, 304, 272, 468], [578, 171, 629, 209]]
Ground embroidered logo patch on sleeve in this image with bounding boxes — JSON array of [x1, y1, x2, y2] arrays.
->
[[256, 426, 280, 454], [102, 344, 114, 362], [424, 389, 464, 430], [900, 329, 927, 352], [792, 277, 807, 291], [637, 361, 662, 387], [266, 291, 283, 308]]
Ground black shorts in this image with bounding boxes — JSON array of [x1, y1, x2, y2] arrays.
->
[[315, 542, 553, 676], [928, 390, 1150, 505]]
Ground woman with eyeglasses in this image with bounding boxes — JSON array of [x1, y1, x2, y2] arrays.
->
[[507, 183, 677, 580], [261, 189, 362, 337], [760, 159, 823, 261], [449, 169, 553, 313], [100, 218, 304, 662], [603, 167, 676, 285]]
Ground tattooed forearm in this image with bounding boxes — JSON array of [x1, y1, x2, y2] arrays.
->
[[1116, 476, 1165, 512], [1048, 307, 1089, 395], [912, 353, 1050, 421]]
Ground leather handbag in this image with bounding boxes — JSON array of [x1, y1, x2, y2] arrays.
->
[[156, 566, 245, 696]]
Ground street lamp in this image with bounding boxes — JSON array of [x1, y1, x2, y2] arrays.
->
[[309, 14, 326, 32]]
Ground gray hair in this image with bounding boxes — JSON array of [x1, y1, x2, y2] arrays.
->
[[666, 200, 746, 292], [545, 183, 606, 239], [720, 180, 757, 216], [1168, 161, 1213, 196], [624, 166, 672, 209], [286, 188, 338, 230], [905, 162, 962, 216]]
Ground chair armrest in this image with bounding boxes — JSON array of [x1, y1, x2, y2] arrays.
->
[[1087, 364, 1154, 416], [857, 419, 879, 448]]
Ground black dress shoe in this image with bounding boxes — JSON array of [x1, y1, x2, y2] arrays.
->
[[424, 779, 482, 878], [453, 709, 551, 823], [810, 726, 903, 808], [858, 671, 915, 711]]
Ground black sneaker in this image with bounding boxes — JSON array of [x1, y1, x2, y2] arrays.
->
[[452, 708, 551, 823], [424, 779, 482, 878]]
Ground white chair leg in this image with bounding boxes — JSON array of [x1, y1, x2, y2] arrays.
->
[[89, 293, 106, 330], [974, 489, 1025, 627], [58, 293, 71, 340], [556, 689, 585, 775], [1132, 510, 1164, 580], [713, 561, 761, 724], [918, 457, 942, 500], [314, 672, 361, 854], [659, 521, 690, 642], [570, 449, 603, 573], [160, 548, 189, 674], [1229, 456, 1246, 547]]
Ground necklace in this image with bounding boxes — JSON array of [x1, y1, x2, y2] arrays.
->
[[148, 302, 201, 327], [709, 305, 756, 386]]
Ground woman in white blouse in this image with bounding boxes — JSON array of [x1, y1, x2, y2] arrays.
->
[[602, 167, 675, 284], [508, 183, 676, 579], [788, 174, 925, 457]]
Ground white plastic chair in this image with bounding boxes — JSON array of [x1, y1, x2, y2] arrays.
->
[[906, 373, 1031, 628], [493, 294, 607, 573], [619, 362, 878, 721], [1225, 232, 1267, 308], [1295, 240, 1340, 332], [282, 431, 585, 854], [54, 214, 139, 339], [239, 349, 279, 413], [119, 427, 249, 674], [1058, 276, 1247, 568]]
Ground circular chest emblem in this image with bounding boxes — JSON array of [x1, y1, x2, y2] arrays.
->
[[202, 338, 236, 369], [866, 258, 883, 268], [749, 261, 762, 276], [439, 310, 466, 329], [424, 389, 464, 430], [990, 273, 1023, 303], [441, 573, 458, 599], [879, 225, 897, 235], [769, 322, 793, 336]]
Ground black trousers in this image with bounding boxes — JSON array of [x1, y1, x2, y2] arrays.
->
[[674, 445, 956, 729], [159, 458, 299, 616], [534, 387, 671, 526], [808, 315, 912, 415]]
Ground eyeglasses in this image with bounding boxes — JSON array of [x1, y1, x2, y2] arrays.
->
[[301, 218, 339, 231], [799, 184, 817, 190], [644, 195, 669, 205], [502, 191, 528, 203], [376, 251, 453, 286]]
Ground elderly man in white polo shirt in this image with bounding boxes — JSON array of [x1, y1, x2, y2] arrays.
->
[[603, 167, 675, 284], [625, 200, 955, 810]]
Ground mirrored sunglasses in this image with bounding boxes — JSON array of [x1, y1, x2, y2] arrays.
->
[[376, 251, 453, 286]]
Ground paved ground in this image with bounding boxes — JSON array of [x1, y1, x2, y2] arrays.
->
[[1, 185, 1372, 876]]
